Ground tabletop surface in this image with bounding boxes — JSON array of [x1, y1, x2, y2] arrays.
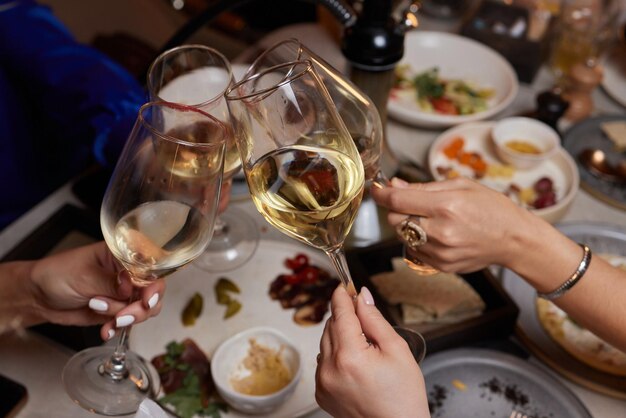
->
[[2, 20, 626, 418]]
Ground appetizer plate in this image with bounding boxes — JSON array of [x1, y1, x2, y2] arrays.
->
[[421, 348, 591, 418], [388, 31, 518, 129], [562, 115, 626, 211], [502, 222, 626, 399], [428, 122, 579, 223], [131, 240, 331, 418]]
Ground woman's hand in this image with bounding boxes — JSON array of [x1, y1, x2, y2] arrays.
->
[[29, 241, 165, 340], [371, 177, 541, 273], [315, 286, 430, 418]]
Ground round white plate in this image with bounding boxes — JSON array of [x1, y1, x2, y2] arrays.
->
[[131, 240, 331, 418], [428, 122, 579, 223], [601, 46, 626, 108], [388, 31, 518, 129], [421, 348, 591, 417]]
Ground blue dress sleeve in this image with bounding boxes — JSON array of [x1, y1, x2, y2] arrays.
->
[[0, 0, 147, 166]]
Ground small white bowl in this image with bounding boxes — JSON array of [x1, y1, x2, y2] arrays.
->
[[211, 326, 302, 415], [492, 117, 560, 169]]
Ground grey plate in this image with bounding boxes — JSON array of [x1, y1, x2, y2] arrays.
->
[[422, 348, 591, 418], [562, 115, 626, 211], [502, 222, 626, 399]]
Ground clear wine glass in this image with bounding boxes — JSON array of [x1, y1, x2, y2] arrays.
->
[[245, 39, 387, 187], [147, 44, 259, 272], [226, 60, 363, 297], [62, 101, 227, 415], [245, 39, 437, 276]]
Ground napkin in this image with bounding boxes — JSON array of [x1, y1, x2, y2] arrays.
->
[[134, 399, 168, 418]]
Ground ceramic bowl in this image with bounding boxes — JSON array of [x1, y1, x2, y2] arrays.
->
[[211, 326, 302, 415], [492, 117, 560, 169]]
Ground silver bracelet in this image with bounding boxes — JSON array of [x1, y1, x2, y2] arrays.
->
[[537, 244, 592, 300]]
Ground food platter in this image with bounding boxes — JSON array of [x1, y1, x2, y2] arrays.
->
[[421, 348, 591, 418], [428, 121, 579, 223], [387, 31, 518, 129], [502, 222, 626, 399], [131, 240, 331, 418], [562, 115, 626, 211]]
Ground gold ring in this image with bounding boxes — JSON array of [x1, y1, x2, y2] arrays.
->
[[396, 216, 427, 251]]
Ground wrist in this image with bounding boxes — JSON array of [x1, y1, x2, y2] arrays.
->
[[0, 260, 43, 331], [501, 212, 581, 292]]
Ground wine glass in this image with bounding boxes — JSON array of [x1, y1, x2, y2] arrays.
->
[[227, 60, 426, 362], [245, 39, 387, 187], [147, 44, 259, 272], [62, 101, 227, 415], [226, 60, 363, 297], [245, 39, 437, 275]]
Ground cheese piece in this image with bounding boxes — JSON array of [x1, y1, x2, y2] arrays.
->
[[600, 121, 626, 151]]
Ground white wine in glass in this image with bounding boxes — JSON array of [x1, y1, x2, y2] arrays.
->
[[62, 101, 226, 415], [147, 44, 259, 272], [226, 60, 363, 297]]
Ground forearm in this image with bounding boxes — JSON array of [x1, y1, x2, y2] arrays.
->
[[0, 260, 45, 333], [505, 213, 626, 351]]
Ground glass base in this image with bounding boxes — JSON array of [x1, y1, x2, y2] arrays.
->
[[62, 346, 156, 416], [403, 246, 439, 275], [195, 207, 260, 272], [393, 326, 427, 364]]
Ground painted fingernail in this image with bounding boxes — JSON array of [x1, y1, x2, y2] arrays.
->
[[107, 329, 116, 340], [116, 315, 135, 328], [148, 293, 159, 309], [88, 298, 109, 312], [391, 177, 409, 188], [360, 286, 375, 305]]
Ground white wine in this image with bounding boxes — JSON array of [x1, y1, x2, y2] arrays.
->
[[158, 68, 242, 178], [102, 201, 211, 285], [351, 132, 380, 181], [155, 121, 225, 178], [223, 133, 242, 178], [248, 145, 364, 251]]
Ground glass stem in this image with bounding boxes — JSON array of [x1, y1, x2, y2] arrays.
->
[[100, 288, 137, 381], [213, 216, 228, 237], [325, 246, 358, 299]]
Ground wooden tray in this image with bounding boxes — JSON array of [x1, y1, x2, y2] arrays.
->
[[346, 240, 519, 354]]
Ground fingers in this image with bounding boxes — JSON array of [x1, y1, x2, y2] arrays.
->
[[372, 177, 472, 217], [355, 287, 401, 351], [92, 279, 165, 342], [328, 286, 369, 352]]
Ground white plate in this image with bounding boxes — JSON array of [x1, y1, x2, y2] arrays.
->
[[388, 31, 518, 129], [131, 240, 331, 418], [601, 46, 626, 108], [428, 122, 579, 223]]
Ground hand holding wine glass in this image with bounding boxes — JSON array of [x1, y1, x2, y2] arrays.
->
[[63, 101, 227, 415]]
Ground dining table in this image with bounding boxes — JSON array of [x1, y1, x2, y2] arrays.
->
[[2, 15, 626, 418]]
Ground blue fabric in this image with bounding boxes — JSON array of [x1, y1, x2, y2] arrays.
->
[[0, 0, 147, 229]]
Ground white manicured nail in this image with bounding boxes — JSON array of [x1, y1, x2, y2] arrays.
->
[[107, 329, 116, 340], [88, 298, 109, 312], [116, 315, 135, 328], [148, 293, 159, 309]]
